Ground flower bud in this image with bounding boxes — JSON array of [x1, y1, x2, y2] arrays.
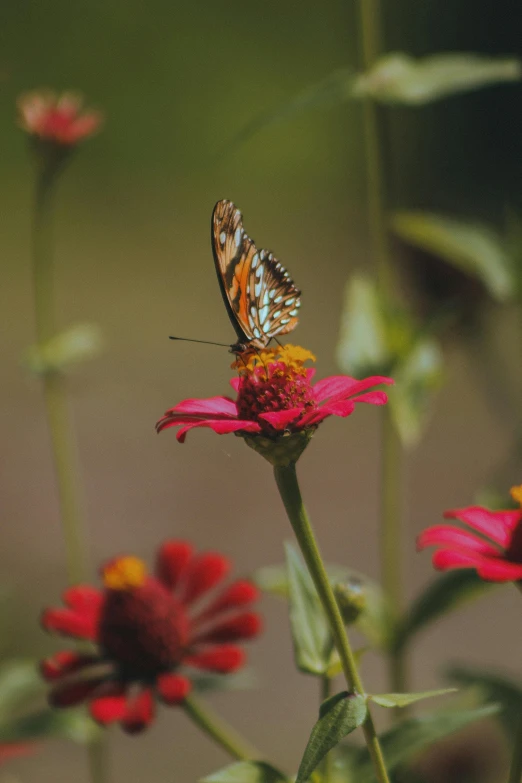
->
[[333, 579, 367, 625]]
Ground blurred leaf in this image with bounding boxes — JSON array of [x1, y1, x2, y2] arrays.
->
[[230, 68, 354, 149], [0, 660, 45, 720], [24, 322, 104, 375], [447, 665, 522, 741], [393, 571, 493, 653], [336, 275, 392, 376], [391, 212, 516, 302], [285, 542, 333, 675], [370, 689, 456, 709], [202, 761, 289, 783], [337, 704, 500, 783], [192, 669, 258, 693], [296, 692, 367, 783], [389, 336, 445, 448], [255, 559, 393, 651], [353, 52, 521, 105], [0, 707, 99, 745]]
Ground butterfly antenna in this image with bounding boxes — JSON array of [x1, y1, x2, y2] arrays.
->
[[169, 336, 230, 348]]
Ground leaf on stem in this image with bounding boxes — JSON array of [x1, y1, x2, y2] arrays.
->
[[391, 211, 516, 302], [285, 542, 333, 676], [202, 761, 290, 783], [338, 704, 500, 783], [353, 52, 521, 105], [0, 707, 100, 744], [392, 570, 494, 653], [24, 322, 104, 374], [296, 691, 367, 783], [369, 688, 456, 709]]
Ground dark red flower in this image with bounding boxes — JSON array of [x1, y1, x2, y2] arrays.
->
[[17, 90, 102, 145], [41, 542, 261, 734], [156, 345, 393, 446], [417, 484, 522, 581]]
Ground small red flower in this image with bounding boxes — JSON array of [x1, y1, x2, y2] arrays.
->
[[17, 90, 102, 145], [156, 345, 393, 445], [417, 484, 522, 581], [40, 542, 261, 734]]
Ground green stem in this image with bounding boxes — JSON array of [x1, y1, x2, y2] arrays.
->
[[508, 712, 522, 783], [31, 171, 88, 585], [320, 676, 333, 783], [381, 408, 406, 697], [358, 0, 390, 290], [183, 695, 260, 761], [274, 464, 390, 783], [87, 736, 109, 783]]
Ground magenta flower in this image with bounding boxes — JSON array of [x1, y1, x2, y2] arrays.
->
[[156, 345, 393, 447], [417, 484, 522, 582]]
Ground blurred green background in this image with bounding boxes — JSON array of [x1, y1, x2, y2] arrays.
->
[[2, 1, 522, 781]]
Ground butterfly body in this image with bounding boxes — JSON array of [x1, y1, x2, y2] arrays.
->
[[212, 199, 301, 354]]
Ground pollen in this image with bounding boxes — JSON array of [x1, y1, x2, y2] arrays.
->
[[510, 484, 522, 507], [102, 556, 148, 591], [232, 344, 316, 376]]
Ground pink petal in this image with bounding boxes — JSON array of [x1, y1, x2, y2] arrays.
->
[[193, 580, 259, 624], [156, 673, 191, 705], [230, 377, 240, 392], [181, 552, 230, 604], [185, 645, 245, 673], [41, 608, 98, 641], [121, 689, 155, 734], [175, 419, 260, 443], [299, 401, 355, 427], [192, 612, 262, 644], [90, 686, 128, 725], [444, 506, 521, 547], [312, 375, 393, 404], [349, 391, 389, 405], [156, 541, 193, 590], [257, 408, 303, 430], [431, 549, 485, 572], [416, 525, 501, 556], [170, 396, 238, 417], [432, 549, 522, 582]]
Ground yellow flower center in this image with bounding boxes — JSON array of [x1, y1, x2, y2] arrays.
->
[[102, 556, 148, 590], [510, 484, 522, 507], [232, 344, 316, 376]]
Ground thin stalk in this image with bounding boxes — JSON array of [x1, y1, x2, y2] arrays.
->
[[320, 676, 333, 783], [183, 695, 260, 761], [357, 0, 390, 290], [381, 407, 406, 696], [31, 171, 88, 585], [87, 737, 109, 783], [508, 712, 522, 783], [274, 463, 390, 783]]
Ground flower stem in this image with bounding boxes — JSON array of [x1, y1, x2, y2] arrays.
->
[[320, 675, 333, 783], [273, 463, 390, 783], [31, 170, 88, 585], [183, 694, 261, 761], [508, 712, 522, 783], [87, 736, 109, 783]]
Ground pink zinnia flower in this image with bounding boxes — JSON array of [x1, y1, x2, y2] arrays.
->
[[40, 541, 261, 734], [17, 90, 102, 145], [417, 484, 522, 581], [156, 346, 393, 462]]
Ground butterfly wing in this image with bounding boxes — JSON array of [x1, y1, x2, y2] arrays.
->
[[212, 199, 301, 350]]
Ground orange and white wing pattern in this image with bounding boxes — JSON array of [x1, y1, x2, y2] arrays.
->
[[212, 199, 301, 351]]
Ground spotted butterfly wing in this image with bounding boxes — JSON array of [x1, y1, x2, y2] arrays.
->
[[212, 199, 301, 353]]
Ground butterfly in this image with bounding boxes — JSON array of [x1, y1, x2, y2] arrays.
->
[[212, 199, 301, 354]]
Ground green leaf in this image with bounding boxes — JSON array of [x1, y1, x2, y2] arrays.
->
[[296, 692, 367, 783], [370, 688, 456, 709], [338, 704, 500, 783], [0, 660, 45, 719], [0, 707, 99, 744], [393, 570, 494, 653], [285, 543, 333, 675], [391, 211, 516, 302], [447, 665, 522, 741], [229, 68, 354, 149], [202, 761, 290, 783], [353, 52, 521, 105], [255, 559, 393, 652], [389, 336, 444, 448], [24, 322, 104, 375], [335, 275, 392, 377]]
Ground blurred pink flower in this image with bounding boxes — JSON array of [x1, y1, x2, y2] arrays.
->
[[17, 90, 102, 145]]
